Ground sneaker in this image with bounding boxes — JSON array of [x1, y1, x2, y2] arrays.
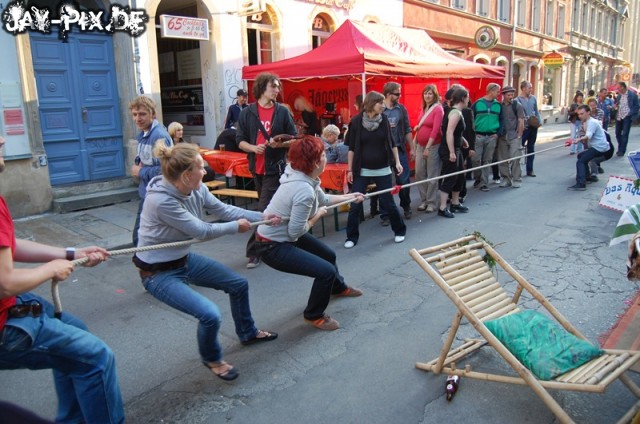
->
[[568, 183, 587, 191], [380, 217, 390, 227], [403, 208, 412, 220], [394, 235, 405, 243], [499, 180, 512, 188], [438, 208, 455, 218], [417, 202, 428, 212], [450, 203, 469, 213], [473, 180, 482, 188], [597, 166, 604, 174], [479, 185, 489, 192], [493, 178, 501, 184], [246, 256, 260, 269], [333, 286, 363, 297], [305, 315, 340, 331], [344, 240, 355, 249], [425, 205, 435, 213]]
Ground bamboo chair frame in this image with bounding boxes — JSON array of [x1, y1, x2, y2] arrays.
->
[[409, 235, 640, 424]]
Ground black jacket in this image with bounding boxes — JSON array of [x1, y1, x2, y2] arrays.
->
[[344, 112, 395, 176], [236, 103, 297, 176]]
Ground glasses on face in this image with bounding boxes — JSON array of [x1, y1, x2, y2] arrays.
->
[[391, 92, 401, 97]]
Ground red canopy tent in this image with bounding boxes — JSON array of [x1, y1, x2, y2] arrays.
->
[[242, 20, 505, 125]]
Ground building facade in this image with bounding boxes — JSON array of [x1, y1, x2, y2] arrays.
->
[[568, 0, 629, 95], [403, 0, 572, 114]]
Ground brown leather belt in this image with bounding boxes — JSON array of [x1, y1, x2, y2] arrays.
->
[[255, 233, 273, 243]]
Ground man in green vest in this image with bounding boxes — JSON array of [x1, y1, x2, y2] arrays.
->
[[471, 83, 503, 192]]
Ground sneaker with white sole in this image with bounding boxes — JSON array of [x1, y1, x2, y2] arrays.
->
[[394, 235, 405, 243], [246, 256, 260, 269], [344, 240, 355, 249]]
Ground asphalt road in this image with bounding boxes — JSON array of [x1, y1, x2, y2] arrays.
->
[[3, 128, 640, 424]]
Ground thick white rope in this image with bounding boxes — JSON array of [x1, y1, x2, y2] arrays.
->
[[52, 142, 566, 316]]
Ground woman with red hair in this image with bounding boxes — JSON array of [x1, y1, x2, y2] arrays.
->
[[256, 136, 364, 331]]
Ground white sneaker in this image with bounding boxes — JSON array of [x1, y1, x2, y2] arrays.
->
[[344, 240, 355, 249], [394, 235, 405, 243]]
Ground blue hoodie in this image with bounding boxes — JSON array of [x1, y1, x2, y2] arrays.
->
[[135, 120, 173, 199], [137, 175, 262, 264], [257, 164, 330, 242]]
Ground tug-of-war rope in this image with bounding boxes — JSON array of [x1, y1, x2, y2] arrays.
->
[[52, 142, 567, 316]]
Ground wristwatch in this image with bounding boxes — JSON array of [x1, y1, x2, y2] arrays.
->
[[65, 247, 76, 261]]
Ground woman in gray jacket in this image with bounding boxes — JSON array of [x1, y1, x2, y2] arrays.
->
[[135, 142, 279, 381], [256, 137, 364, 331]]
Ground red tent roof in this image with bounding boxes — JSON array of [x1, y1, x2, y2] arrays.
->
[[242, 20, 504, 80]]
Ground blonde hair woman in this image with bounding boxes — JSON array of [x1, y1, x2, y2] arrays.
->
[[134, 141, 280, 381], [294, 96, 320, 135]]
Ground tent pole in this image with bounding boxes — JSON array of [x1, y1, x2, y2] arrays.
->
[[361, 73, 366, 97]]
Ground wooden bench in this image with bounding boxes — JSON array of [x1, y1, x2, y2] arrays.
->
[[204, 180, 226, 191], [212, 188, 259, 206]]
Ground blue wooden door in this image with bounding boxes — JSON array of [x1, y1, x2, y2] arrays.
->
[[30, 31, 124, 185]]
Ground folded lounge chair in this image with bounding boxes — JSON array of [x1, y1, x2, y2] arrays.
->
[[409, 235, 640, 424]]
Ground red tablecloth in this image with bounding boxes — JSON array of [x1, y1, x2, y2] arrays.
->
[[201, 150, 250, 177], [320, 163, 349, 192], [201, 150, 348, 191]]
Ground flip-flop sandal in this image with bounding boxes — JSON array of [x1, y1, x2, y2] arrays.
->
[[241, 329, 278, 346], [207, 361, 239, 381]]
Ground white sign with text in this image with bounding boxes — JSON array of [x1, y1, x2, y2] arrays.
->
[[599, 175, 640, 212], [160, 15, 209, 41]]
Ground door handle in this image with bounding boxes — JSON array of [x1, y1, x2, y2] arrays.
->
[[82, 107, 88, 123]]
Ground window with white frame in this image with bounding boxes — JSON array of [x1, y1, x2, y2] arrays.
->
[[610, 16, 617, 44], [311, 14, 332, 49], [545, 0, 554, 35], [596, 10, 602, 40], [581, 2, 588, 34], [532, 0, 542, 31], [572, 1, 580, 30], [247, 12, 274, 65], [589, 5, 596, 37], [557, 5, 565, 38], [451, 0, 466, 10], [603, 14, 609, 43], [497, 0, 510, 22], [476, 0, 489, 16], [517, 0, 526, 26]]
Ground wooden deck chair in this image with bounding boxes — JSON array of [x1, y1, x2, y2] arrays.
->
[[409, 235, 640, 424]]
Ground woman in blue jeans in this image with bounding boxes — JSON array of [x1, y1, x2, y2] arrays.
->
[[135, 142, 279, 381], [344, 91, 407, 248], [256, 137, 364, 331]]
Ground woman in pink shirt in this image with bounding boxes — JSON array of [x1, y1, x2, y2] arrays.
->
[[412, 85, 445, 213]]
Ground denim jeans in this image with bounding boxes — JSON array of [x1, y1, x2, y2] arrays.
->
[[260, 233, 348, 320], [616, 116, 633, 155], [521, 127, 538, 174], [0, 293, 124, 424], [347, 173, 406, 244], [576, 148, 605, 184], [141, 253, 259, 363], [380, 149, 411, 218]]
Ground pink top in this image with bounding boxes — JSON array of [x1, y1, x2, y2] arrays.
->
[[415, 103, 444, 147]]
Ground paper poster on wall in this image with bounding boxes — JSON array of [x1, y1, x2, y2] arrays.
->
[[3, 109, 24, 135], [177, 49, 201, 81]]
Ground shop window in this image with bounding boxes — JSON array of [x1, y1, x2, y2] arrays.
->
[[311, 14, 332, 49], [476, 0, 489, 16], [156, 5, 205, 135], [517, 0, 526, 27], [557, 5, 565, 38], [532, 0, 541, 31], [451, 0, 466, 11], [497, 0, 510, 22], [543, 67, 555, 107], [545, 0, 554, 35], [247, 12, 274, 65]]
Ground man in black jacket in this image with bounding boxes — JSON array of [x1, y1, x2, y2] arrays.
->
[[237, 72, 297, 268]]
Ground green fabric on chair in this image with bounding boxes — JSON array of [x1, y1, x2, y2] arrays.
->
[[485, 310, 604, 380]]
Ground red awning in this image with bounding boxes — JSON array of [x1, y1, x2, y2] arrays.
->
[[243, 20, 504, 81]]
